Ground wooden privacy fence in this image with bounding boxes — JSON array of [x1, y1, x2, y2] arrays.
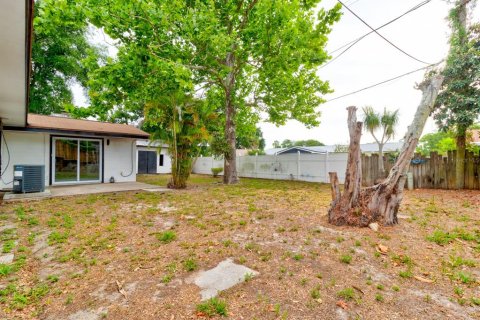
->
[[362, 151, 480, 190]]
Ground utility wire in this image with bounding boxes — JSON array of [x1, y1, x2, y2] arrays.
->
[[329, 0, 432, 55], [326, 62, 442, 102], [322, 0, 433, 70]]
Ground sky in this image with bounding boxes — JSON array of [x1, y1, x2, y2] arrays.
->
[[260, 0, 480, 147], [73, 0, 480, 148]]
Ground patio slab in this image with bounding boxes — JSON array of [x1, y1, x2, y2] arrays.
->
[[3, 181, 169, 202]]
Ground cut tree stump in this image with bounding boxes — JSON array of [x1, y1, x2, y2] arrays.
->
[[328, 75, 444, 226]]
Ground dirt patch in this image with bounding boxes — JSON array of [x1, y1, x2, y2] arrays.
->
[[0, 176, 479, 319]]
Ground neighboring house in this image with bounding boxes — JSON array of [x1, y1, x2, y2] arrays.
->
[[0, 0, 150, 191], [136, 140, 171, 174], [265, 142, 403, 155]]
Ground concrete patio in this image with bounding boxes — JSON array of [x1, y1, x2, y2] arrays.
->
[[3, 181, 169, 202]]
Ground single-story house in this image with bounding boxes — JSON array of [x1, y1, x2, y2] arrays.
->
[[136, 140, 171, 174], [265, 142, 403, 156], [0, 0, 150, 191]]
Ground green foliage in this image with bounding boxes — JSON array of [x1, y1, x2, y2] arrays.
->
[[362, 106, 399, 149], [416, 131, 457, 156], [82, 0, 342, 180], [247, 150, 266, 156], [337, 288, 355, 301], [280, 139, 325, 148], [340, 254, 352, 264], [156, 231, 177, 243], [236, 128, 266, 151], [196, 297, 228, 317], [30, 0, 104, 114], [433, 19, 480, 139], [183, 258, 198, 272], [211, 167, 223, 178]]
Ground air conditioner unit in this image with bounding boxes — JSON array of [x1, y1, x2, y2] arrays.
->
[[12, 165, 45, 193]]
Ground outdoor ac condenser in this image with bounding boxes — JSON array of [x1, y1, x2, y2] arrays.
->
[[12, 165, 45, 193]]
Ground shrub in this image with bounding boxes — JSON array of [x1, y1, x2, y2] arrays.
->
[[211, 167, 223, 178]]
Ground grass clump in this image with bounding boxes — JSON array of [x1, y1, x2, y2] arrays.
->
[[340, 254, 352, 264], [47, 231, 69, 245], [156, 231, 177, 243], [196, 297, 228, 317], [2, 240, 15, 253], [337, 288, 355, 301], [183, 258, 197, 272], [454, 271, 476, 284]]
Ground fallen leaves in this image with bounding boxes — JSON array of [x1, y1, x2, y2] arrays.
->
[[336, 300, 348, 309]]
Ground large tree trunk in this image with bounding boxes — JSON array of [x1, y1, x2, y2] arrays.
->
[[328, 75, 444, 226], [223, 52, 239, 184], [455, 132, 466, 189], [453, 0, 469, 190]]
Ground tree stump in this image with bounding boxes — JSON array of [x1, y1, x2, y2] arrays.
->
[[328, 75, 444, 226]]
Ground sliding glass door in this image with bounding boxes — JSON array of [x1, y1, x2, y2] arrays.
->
[[53, 137, 101, 184]]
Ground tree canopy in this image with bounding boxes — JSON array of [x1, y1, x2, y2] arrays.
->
[[82, 0, 342, 183], [278, 139, 325, 148], [30, 0, 103, 115]]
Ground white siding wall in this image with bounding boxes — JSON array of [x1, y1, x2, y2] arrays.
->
[[136, 146, 172, 174], [193, 153, 348, 183], [0, 131, 138, 190], [104, 138, 137, 183], [0, 131, 49, 189]]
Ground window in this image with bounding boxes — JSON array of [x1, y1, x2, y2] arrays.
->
[[159, 154, 164, 167]]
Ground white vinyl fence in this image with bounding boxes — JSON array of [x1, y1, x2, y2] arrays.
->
[[193, 153, 348, 183]]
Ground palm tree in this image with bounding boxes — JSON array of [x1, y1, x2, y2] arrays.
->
[[362, 106, 400, 176]]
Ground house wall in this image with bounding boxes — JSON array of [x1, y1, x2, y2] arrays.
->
[[136, 146, 172, 174], [104, 137, 137, 183], [0, 130, 137, 190], [0, 131, 49, 189]]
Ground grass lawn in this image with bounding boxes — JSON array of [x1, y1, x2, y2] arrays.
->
[[0, 174, 479, 319]]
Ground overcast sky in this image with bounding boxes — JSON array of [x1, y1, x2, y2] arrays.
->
[[73, 0, 479, 148], [261, 0, 480, 148]]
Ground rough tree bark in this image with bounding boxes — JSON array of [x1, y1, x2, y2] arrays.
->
[[453, 0, 469, 190], [328, 75, 444, 226], [455, 132, 466, 189], [223, 52, 239, 184]]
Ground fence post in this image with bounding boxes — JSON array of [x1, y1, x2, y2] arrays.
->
[[255, 153, 258, 178], [324, 152, 329, 183], [297, 151, 301, 180]]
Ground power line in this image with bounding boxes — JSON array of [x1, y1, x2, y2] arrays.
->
[[329, 0, 431, 55], [325, 62, 441, 102], [334, 0, 433, 65]]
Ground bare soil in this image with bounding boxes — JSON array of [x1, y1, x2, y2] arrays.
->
[[0, 174, 479, 320]]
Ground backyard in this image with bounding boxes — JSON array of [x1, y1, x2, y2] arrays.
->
[[0, 175, 479, 319]]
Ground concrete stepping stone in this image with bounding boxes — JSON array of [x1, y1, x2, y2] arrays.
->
[[0, 253, 14, 264], [190, 258, 258, 300]]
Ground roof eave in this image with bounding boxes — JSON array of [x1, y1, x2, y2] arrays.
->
[[4, 126, 150, 139]]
